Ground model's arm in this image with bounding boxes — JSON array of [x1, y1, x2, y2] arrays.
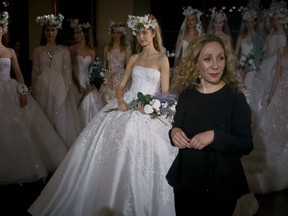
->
[[11, 48, 27, 107], [267, 47, 283, 105], [116, 54, 137, 111]]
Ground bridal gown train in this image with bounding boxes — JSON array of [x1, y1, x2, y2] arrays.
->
[[28, 66, 178, 216], [242, 54, 288, 194], [0, 58, 67, 184]]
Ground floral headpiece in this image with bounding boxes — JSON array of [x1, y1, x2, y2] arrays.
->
[[127, 14, 158, 36], [242, 9, 258, 20], [0, 11, 9, 33], [108, 21, 126, 35], [182, 6, 203, 20], [181, 6, 203, 34], [262, 8, 272, 18], [211, 11, 227, 21], [275, 7, 288, 28], [69, 19, 91, 32], [35, 14, 64, 29], [270, 0, 287, 11]]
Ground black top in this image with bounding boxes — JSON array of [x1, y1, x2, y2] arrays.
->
[[166, 84, 253, 199]]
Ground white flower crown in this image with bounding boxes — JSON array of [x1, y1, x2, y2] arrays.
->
[[127, 14, 158, 36], [261, 8, 271, 18], [35, 14, 64, 29], [274, 7, 288, 28], [270, 0, 287, 12], [242, 9, 257, 20], [69, 19, 91, 32], [211, 11, 227, 21], [0, 11, 9, 33], [182, 6, 203, 20], [108, 21, 126, 35]]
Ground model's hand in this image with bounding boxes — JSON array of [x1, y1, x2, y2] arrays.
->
[[19, 94, 27, 107], [137, 103, 145, 114], [189, 130, 214, 150], [171, 128, 190, 149], [118, 101, 127, 111]]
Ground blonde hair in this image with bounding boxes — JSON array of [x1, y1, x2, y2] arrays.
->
[[171, 34, 242, 96]]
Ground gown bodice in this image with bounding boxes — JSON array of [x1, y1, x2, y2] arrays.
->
[[181, 40, 190, 58], [263, 34, 286, 59], [73, 55, 92, 88], [107, 48, 126, 72], [240, 40, 254, 56], [128, 66, 161, 98], [0, 58, 11, 81]]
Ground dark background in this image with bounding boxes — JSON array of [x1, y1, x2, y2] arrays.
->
[[0, 0, 273, 83], [151, 0, 272, 51]]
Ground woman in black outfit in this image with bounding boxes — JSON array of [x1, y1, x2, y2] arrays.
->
[[167, 34, 253, 216]]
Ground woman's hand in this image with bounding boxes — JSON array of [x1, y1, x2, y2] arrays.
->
[[137, 103, 145, 114], [117, 99, 128, 111], [189, 130, 214, 150], [171, 128, 190, 149], [19, 94, 27, 107]]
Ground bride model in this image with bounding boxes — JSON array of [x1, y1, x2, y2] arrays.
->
[[28, 14, 177, 216]]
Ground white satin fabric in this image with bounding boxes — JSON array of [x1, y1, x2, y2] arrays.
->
[[28, 66, 177, 216]]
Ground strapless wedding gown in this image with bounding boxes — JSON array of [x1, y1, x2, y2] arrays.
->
[[0, 58, 67, 184], [73, 55, 103, 128], [28, 66, 178, 216]]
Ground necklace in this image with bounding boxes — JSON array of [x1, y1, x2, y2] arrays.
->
[[47, 45, 55, 67]]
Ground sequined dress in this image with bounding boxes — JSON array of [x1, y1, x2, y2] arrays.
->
[[102, 48, 127, 103], [31, 45, 81, 147]]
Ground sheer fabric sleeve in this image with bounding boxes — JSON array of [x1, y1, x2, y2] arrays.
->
[[31, 48, 40, 97], [61, 46, 73, 94]]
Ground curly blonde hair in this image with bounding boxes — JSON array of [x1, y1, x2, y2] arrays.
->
[[171, 34, 242, 96]]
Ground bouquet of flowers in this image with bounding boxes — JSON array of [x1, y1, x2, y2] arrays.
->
[[86, 57, 107, 90], [106, 92, 177, 122], [239, 53, 256, 70]]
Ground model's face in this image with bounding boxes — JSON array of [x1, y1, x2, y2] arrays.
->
[[245, 18, 256, 31], [196, 41, 225, 85], [186, 15, 197, 29], [264, 16, 271, 29], [111, 30, 122, 41], [44, 25, 58, 42], [213, 19, 225, 31], [136, 28, 154, 47], [73, 29, 84, 42], [273, 15, 282, 28]]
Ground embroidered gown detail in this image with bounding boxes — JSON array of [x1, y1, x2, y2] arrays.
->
[[28, 66, 178, 216]]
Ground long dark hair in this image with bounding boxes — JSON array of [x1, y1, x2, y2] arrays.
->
[[40, 25, 63, 45]]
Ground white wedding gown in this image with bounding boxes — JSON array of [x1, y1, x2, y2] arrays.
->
[[72, 55, 104, 128], [0, 58, 68, 184], [242, 54, 288, 194], [28, 66, 178, 216]]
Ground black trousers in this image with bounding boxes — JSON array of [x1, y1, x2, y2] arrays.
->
[[174, 187, 237, 216]]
